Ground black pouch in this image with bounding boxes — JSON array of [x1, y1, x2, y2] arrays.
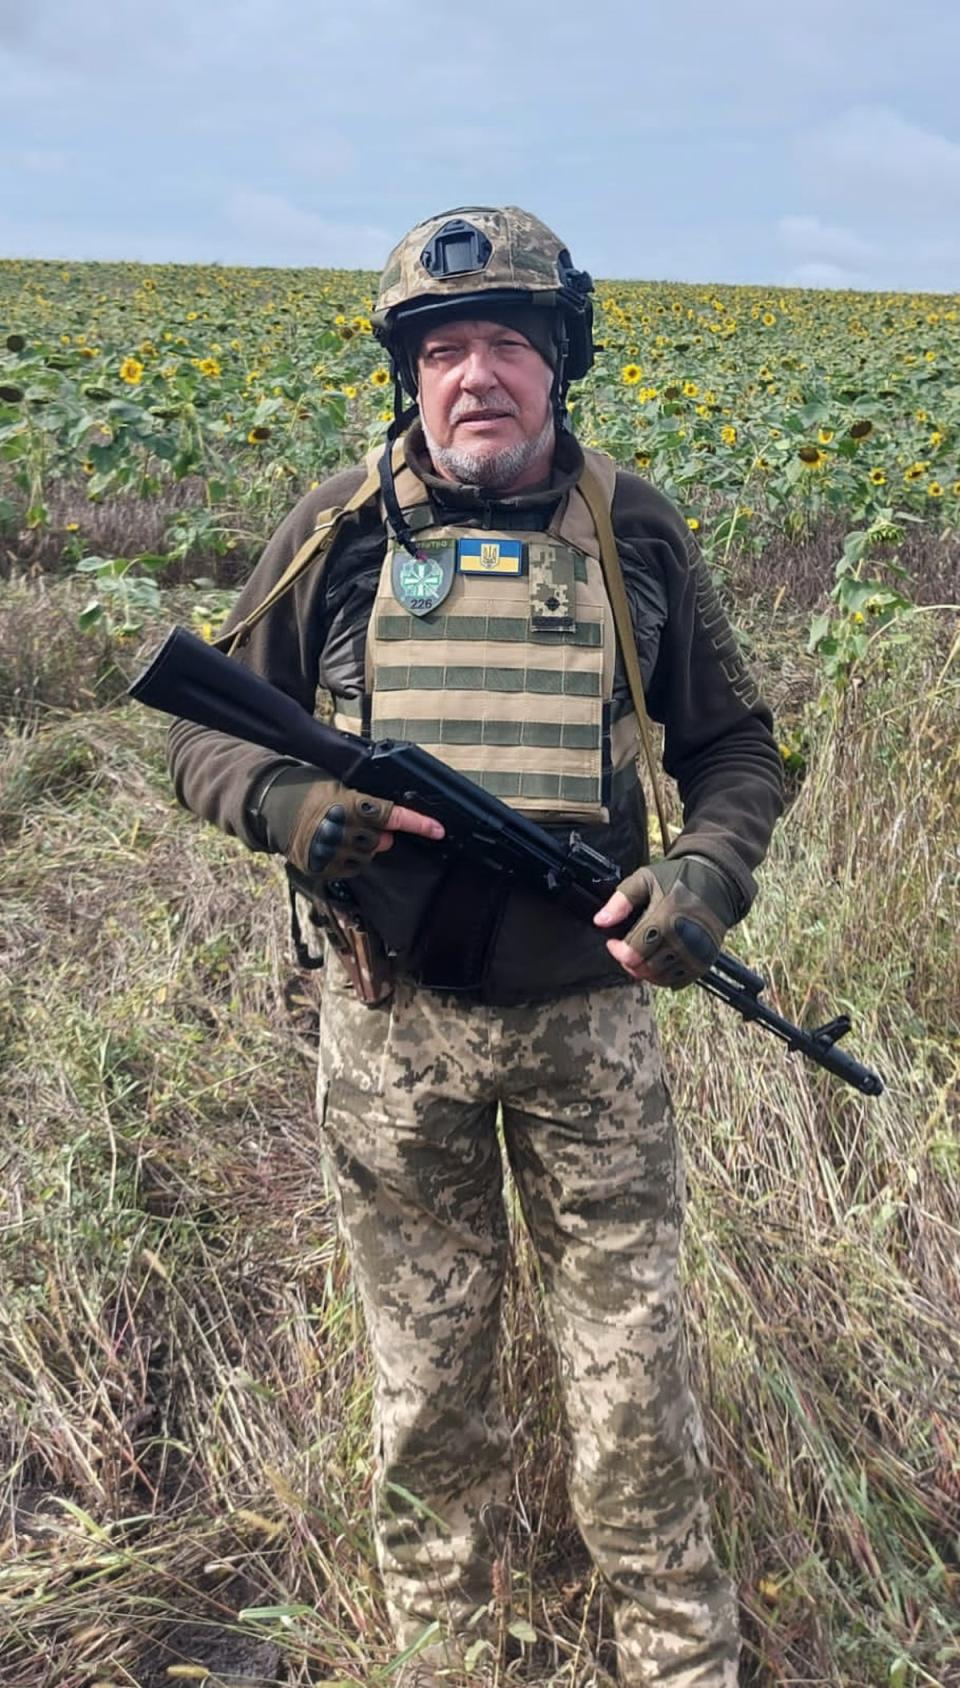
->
[[407, 861, 508, 994]]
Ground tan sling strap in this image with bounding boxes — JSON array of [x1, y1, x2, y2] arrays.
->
[[214, 445, 405, 655], [577, 461, 673, 854]]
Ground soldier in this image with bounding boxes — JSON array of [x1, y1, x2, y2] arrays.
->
[[168, 206, 784, 1685]]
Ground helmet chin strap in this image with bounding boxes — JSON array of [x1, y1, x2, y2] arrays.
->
[[378, 371, 424, 562], [549, 320, 572, 431]]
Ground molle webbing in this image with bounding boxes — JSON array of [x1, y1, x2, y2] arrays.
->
[[336, 448, 641, 825], [365, 565, 616, 817]]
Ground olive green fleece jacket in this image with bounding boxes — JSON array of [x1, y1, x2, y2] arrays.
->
[[167, 428, 784, 1003]]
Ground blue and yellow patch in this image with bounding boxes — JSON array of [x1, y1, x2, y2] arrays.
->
[[457, 537, 525, 576]]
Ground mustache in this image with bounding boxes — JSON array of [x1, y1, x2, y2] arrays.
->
[[450, 395, 520, 422]]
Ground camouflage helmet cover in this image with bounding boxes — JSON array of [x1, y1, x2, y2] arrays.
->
[[373, 205, 594, 387]]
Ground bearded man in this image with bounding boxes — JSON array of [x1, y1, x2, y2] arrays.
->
[[168, 206, 783, 1686]]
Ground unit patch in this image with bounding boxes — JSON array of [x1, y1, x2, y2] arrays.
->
[[529, 539, 580, 632], [457, 537, 525, 576], [390, 538, 456, 617]]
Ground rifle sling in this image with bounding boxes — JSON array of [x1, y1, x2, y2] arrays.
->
[[214, 450, 400, 655], [576, 462, 673, 855]]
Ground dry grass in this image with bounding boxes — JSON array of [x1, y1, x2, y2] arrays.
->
[[1, 575, 958, 1687], [0, 479, 260, 585]]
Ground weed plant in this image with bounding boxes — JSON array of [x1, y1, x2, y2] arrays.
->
[[1, 569, 957, 1686]]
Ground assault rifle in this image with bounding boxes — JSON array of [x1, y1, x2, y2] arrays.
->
[[130, 627, 884, 1097]]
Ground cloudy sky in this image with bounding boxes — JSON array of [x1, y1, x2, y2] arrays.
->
[[2, 0, 959, 293]]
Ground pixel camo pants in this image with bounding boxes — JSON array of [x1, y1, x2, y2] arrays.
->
[[317, 962, 740, 1686]]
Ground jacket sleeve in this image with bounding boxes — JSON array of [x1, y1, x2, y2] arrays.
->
[[166, 466, 365, 849], [613, 472, 784, 911]]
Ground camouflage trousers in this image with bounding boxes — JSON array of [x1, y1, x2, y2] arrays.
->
[[317, 959, 740, 1686]]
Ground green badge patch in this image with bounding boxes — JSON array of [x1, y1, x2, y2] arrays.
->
[[390, 539, 456, 617]]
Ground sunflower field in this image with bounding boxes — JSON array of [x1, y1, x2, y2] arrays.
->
[[0, 259, 957, 590]]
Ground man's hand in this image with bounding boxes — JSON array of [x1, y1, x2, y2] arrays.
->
[[252, 766, 443, 882], [594, 854, 743, 989], [305, 795, 444, 877]]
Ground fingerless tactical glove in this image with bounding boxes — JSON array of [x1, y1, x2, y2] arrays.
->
[[250, 765, 393, 881], [616, 854, 744, 989]]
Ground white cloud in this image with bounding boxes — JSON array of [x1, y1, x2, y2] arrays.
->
[[222, 191, 391, 268], [807, 106, 960, 214], [778, 214, 876, 267], [0, 192, 391, 268], [785, 260, 863, 290]]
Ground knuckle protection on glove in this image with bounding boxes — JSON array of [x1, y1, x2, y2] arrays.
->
[[290, 786, 394, 880], [674, 914, 720, 968], [619, 855, 733, 988]]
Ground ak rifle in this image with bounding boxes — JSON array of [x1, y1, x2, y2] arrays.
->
[[130, 627, 884, 1098]]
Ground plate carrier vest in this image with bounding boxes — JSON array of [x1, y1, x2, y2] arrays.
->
[[219, 436, 670, 846]]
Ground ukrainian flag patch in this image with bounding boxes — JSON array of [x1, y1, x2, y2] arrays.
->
[[457, 537, 525, 576]]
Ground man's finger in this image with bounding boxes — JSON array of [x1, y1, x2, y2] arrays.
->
[[385, 805, 445, 841], [605, 937, 652, 980], [593, 889, 635, 927]]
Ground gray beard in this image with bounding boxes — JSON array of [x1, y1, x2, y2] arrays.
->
[[421, 414, 555, 490]]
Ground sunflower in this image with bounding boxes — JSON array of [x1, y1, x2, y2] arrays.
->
[[370, 367, 390, 387], [720, 425, 737, 445], [903, 462, 927, 483], [927, 481, 944, 497], [247, 425, 271, 443], [119, 356, 144, 385], [797, 445, 827, 468], [621, 364, 643, 384], [848, 419, 874, 440], [195, 357, 221, 378], [868, 468, 887, 486], [818, 428, 834, 445]]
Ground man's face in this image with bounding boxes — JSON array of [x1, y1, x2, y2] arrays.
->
[[415, 317, 555, 491]]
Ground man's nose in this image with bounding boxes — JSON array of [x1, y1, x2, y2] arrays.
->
[[459, 347, 497, 392]]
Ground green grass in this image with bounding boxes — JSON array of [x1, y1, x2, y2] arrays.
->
[[1, 574, 958, 1688]]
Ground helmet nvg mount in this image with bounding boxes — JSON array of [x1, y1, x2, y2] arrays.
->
[[373, 205, 595, 408]]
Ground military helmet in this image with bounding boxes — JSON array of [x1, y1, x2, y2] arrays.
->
[[372, 205, 594, 398]]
